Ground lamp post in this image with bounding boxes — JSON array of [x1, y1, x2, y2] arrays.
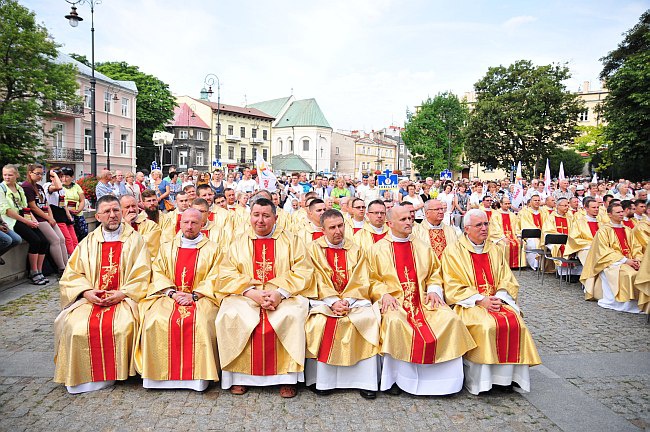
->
[[202, 74, 220, 164], [65, 0, 100, 177], [104, 85, 119, 170]]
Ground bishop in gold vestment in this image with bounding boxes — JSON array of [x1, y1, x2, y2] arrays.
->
[[215, 198, 314, 397], [305, 211, 380, 398], [369, 206, 475, 396], [54, 196, 151, 393], [442, 209, 541, 395], [136, 209, 222, 391], [412, 199, 459, 260]]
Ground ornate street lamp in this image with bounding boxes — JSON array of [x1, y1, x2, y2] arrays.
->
[[64, 0, 100, 176], [203, 74, 221, 163]]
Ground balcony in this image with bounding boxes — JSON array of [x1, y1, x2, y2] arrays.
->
[[251, 138, 264, 144], [50, 101, 85, 117], [226, 135, 241, 142], [46, 146, 85, 162]]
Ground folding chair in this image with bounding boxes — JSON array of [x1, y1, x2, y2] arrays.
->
[[542, 234, 580, 288], [519, 228, 544, 278]]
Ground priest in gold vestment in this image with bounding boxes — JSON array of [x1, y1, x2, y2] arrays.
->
[[215, 198, 314, 398], [160, 191, 191, 241], [305, 209, 380, 399], [413, 199, 459, 260], [196, 184, 234, 236], [120, 195, 161, 260], [353, 200, 389, 253], [488, 197, 526, 268], [518, 194, 547, 270], [441, 209, 541, 395], [295, 198, 327, 245], [541, 198, 578, 277], [369, 206, 476, 396], [190, 198, 230, 249], [565, 197, 601, 267], [580, 203, 648, 313], [54, 195, 151, 393], [136, 209, 222, 391]]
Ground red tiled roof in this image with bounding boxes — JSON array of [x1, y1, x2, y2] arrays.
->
[[172, 103, 210, 128], [201, 101, 275, 120]]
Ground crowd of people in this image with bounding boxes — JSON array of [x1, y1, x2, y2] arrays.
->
[[1, 162, 648, 400]]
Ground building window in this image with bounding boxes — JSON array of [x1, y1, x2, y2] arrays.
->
[[196, 150, 204, 166], [252, 148, 257, 161], [121, 98, 129, 116], [178, 150, 188, 167], [179, 130, 188, 139], [279, 139, 283, 153], [263, 130, 268, 140], [53, 123, 64, 148], [228, 125, 234, 135], [289, 140, 294, 152], [84, 128, 92, 151], [399, 158, 404, 169], [196, 131, 204, 140], [104, 91, 112, 113], [334, 161, 339, 170], [407, 159, 411, 168], [240, 147, 246, 162], [240, 127, 246, 138], [578, 109, 589, 121], [303, 139, 310, 151], [335, 147, 340, 155], [103, 130, 111, 154], [252, 128, 257, 139], [263, 149, 268, 160], [376, 163, 381, 170], [84, 87, 91, 108], [399, 145, 404, 154], [228, 146, 234, 160], [120, 134, 127, 155]]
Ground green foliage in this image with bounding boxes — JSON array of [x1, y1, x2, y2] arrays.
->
[[402, 92, 468, 178], [0, 0, 80, 167], [95, 61, 176, 171], [534, 147, 586, 177], [69, 53, 90, 67], [572, 125, 613, 173], [465, 60, 584, 176], [599, 11, 650, 181]]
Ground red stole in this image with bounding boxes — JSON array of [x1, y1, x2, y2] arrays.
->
[[469, 252, 521, 363], [392, 241, 437, 364], [312, 231, 324, 241], [251, 238, 278, 375], [427, 228, 447, 259], [175, 213, 182, 234], [548, 208, 554, 214], [484, 209, 492, 221], [555, 215, 568, 261], [168, 247, 200, 380], [371, 231, 387, 243], [623, 219, 635, 229], [587, 221, 599, 237], [612, 227, 631, 258], [353, 227, 361, 234], [318, 248, 349, 363], [501, 213, 520, 268], [532, 212, 542, 229], [88, 241, 122, 382]]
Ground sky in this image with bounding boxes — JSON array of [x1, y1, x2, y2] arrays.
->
[[26, 0, 648, 131]]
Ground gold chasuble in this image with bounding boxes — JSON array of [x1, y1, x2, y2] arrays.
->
[[131, 212, 162, 259], [353, 223, 389, 254], [368, 237, 475, 364], [580, 224, 649, 312], [54, 223, 151, 387], [519, 207, 546, 230], [488, 211, 526, 268], [412, 221, 459, 260], [135, 234, 222, 382], [632, 220, 649, 254], [542, 212, 570, 267], [441, 236, 541, 366], [305, 237, 379, 366], [215, 228, 314, 377]]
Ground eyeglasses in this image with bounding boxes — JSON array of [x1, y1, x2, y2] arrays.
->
[[470, 222, 490, 228], [367, 211, 386, 216]]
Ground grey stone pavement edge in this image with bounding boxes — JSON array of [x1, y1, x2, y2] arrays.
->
[[0, 270, 648, 432]]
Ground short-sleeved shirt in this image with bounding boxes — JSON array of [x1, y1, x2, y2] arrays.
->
[[21, 181, 48, 222]]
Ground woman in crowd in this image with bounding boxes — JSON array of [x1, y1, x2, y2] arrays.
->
[[437, 182, 455, 225], [469, 181, 484, 208], [168, 171, 180, 204], [151, 169, 170, 211], [403, 183, 425, 223], [124, 172, 142, 202], [453, 182, 469, 228], [197, 172, 210, 187], [330, 177, 351, 210], [22, 164, 68, 274], [0, 215, 21, 266], [0, 164, 50, 285], [59, 167, 87, 241], [420, 184, 432, 203], [224, 172, 237, 190], [43, 168, 78, 255], [325, 178, 336, 196]]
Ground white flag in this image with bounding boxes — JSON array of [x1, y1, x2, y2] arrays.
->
[[255, 153, 277, 192], [357, 161, 363, 181], [592, 172, 598, 184], [544, 159, 551, 196], [511, 161, 524, 208], [558, 162, 565, 181]]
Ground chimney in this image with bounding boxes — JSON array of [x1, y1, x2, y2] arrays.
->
[[583, 81, 590, 93]]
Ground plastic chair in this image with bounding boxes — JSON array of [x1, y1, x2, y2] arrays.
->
[[541, 234, 580, 288], [519, 228, 544, 277]]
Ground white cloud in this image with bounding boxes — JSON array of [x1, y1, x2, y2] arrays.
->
[[502, 15, 537, 33]]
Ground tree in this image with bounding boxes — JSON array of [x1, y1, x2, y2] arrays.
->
[[402, 92, 468, 178], [0, 0, 80, 167], [94, 61, 176, 171], [534, 147, 586, 177], [599, 11, 650, 181], [465, 60, 584, 177], [572, 125, 612, 174]]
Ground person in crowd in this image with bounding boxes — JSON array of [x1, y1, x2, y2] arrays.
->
[[168, 172, 181, 204], [113, 170, 127, 197], [60, 167, 88, 240], [453, 182, 469, 228], [95, 169, 114, 199], [437, 183, 455, 226], [141, 190, 165, 226], [236, 168, 258, 194], [330, 177, 351, 211], [43, 168, 78, 255], [120, 195, 161, 260], [151, 169, 171, 211], [210, 170, 225, 195], [413, 199, 460, 260], [402, 184, 425, 223], [124, 172, 142, 202], [0, 214, 21, 266]]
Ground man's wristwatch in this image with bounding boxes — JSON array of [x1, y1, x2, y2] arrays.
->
[[168, 289, 176, 298], [192, 292, 199, 302]]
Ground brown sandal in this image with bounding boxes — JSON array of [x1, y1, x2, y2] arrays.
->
[[279, 385, 297, 398], [230, 385, 247, 395]]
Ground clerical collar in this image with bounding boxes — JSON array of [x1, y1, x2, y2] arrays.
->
[[309, 222, 323, 232], [531, 209, 540, 214], [390, 232, 410, 242], [557, 212, 568, 217], [610, 222, 623, 228], [634, 214, 644, 220], [256, 225, 276, 239], [371, 224, 384, 234], [467, 236, 485, 253], [423, 219, 443, 229], [103, 225, 123, 242], [353, 219, 365, 228], [586, 216, 598, 222], [326, 238, 345, 249], [181, 233, 203, 248]]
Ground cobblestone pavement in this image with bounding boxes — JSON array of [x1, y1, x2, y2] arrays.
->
[[0, 270, 647, 432]]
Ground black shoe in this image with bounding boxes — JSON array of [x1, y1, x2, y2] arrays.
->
[[308, 385, 333, 396], [359, 389, 377, 400], [385, 383, 402, 396]]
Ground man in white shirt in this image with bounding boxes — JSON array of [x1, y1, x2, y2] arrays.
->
[[235, 168, 258, 194]]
